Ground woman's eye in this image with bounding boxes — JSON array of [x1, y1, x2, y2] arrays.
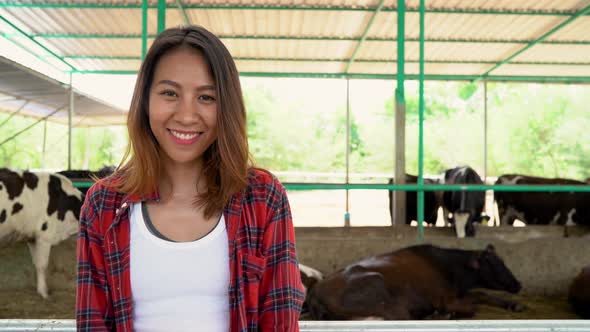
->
[[160, 90, 177, 97], [199, 95, 216, 102]]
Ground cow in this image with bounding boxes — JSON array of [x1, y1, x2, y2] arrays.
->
[[441, 166, 488, 238], [569, 265, 590, 319], [307, 244, 523, 320], [0, 168, 83, 299], [299, 264, 324, 316], [494, 174, 590, 227], [388, 174, 440, 226], [58, 165, 115, 198]]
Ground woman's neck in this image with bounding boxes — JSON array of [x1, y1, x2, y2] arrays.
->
[[158, 160, 207, 203]]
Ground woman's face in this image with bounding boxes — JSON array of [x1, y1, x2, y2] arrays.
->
[[148, 46, 218, 169]]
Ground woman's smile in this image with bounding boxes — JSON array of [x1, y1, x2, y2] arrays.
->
[[168, 129, 202, 145]]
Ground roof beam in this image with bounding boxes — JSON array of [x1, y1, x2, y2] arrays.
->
[[61, 55, 590, 66], [0, 15, 76, 71], [66, 70, 590, 83], [174, 0, 191, 25], [479, 4, 590, 79], [25, 33, 590, 45], [0, 2, 589, 16], [345, 0, 386, 73]]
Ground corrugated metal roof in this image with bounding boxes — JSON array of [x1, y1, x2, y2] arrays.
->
[[0, 0, 589, 120], [0, 55, 126, 126]]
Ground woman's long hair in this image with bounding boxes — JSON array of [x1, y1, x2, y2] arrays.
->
[[112, 25, 250, 218]]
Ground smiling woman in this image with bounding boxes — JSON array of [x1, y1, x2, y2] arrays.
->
[[75, 26, 305, 332]]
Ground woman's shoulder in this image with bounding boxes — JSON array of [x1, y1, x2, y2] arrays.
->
[[247, 167, 284, 189], [84, 175, 126, 209]]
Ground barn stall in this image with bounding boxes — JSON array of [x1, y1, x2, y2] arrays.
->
[[1, 0, 590, 330]]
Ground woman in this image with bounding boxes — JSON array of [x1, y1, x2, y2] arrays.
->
[[76, 25, 305, 331]]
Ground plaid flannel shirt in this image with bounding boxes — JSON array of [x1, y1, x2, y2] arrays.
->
[[76, 168, 305, 331]]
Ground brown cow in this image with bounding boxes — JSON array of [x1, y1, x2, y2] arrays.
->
[[307, 244, 524, 320], [569, 265, 590, 319]]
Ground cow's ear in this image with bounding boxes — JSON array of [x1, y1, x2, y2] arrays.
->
[[485, 244, 495, 253]]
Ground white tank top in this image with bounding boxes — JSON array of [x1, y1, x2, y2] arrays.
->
[[129, 202, 230, 332]]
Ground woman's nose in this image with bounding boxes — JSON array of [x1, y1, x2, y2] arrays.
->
[[174, 97, 200, 123]]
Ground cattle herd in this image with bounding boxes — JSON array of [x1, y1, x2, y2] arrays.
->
[[389, 166, 590, 237], [0, 166, 589, 320]]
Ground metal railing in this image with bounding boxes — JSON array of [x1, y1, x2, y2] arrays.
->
[[1, 319, 590, 331]]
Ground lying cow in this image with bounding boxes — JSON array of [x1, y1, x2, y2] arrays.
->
[[299, 264, 324, 315], [569, 265, 590, 319], [441, 166, 488, 238], [495, 174, 590, 226], [307, 244, 523, 320], [0, 168, 82, 298], [388, 174, 440, 225]]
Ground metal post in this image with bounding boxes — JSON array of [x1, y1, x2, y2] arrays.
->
[[416, 0, 425, 241], [41, 119, 47, 168], [157, 0, 166, 33], [142, 0, 148, 59], [393, 0, 406, 227], [68, 73, 74, 170], [483, 80, 488, 182], [345, 78, 351, 227]]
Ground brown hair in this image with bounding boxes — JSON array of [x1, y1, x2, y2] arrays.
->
[[113, 25, 250, 218]]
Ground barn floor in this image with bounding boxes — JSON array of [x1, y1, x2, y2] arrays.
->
[[0, 289, 580, 319]]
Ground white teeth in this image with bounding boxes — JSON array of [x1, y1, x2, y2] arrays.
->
[[170, 130, 199, 140]]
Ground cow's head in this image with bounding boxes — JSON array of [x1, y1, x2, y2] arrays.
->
[[299, 264, 324, 315], [46, 174, 83, 242], [471, 244, 521, 293]]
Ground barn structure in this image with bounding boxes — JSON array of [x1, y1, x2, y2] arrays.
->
[[0, 0, 590, 329]]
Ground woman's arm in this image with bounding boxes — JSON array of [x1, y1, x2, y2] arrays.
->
[[259, 178, 305, 331], [76, 187, 113, 331]]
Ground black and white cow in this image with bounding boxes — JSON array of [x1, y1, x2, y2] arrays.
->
[[494, 174, 590, 226], [388, 174, 440, 225], [441, 166, 488, 238], [0, 168, 83, 298]]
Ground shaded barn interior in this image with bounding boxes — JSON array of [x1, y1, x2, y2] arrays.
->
[[0, 225, 588, 319]]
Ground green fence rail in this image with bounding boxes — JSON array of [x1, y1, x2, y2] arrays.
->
[[72, 181, 590, 192]]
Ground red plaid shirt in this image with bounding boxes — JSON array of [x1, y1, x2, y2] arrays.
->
[[76, 169, 305, 331]]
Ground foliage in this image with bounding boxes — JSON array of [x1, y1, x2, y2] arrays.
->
[[1, 80, 589, 182]]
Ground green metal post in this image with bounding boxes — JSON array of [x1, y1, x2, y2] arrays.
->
[[417, 0, 425, 241], [142, 0, 148, 60], [157, 0, 166, 33]]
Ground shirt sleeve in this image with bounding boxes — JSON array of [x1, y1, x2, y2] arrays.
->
[[76, 186, 114, 331], [259, 178, 306, 331]]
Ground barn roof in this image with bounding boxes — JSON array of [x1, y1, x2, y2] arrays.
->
[[0, 0, 589, 122], [0, 55, 126, 126]]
